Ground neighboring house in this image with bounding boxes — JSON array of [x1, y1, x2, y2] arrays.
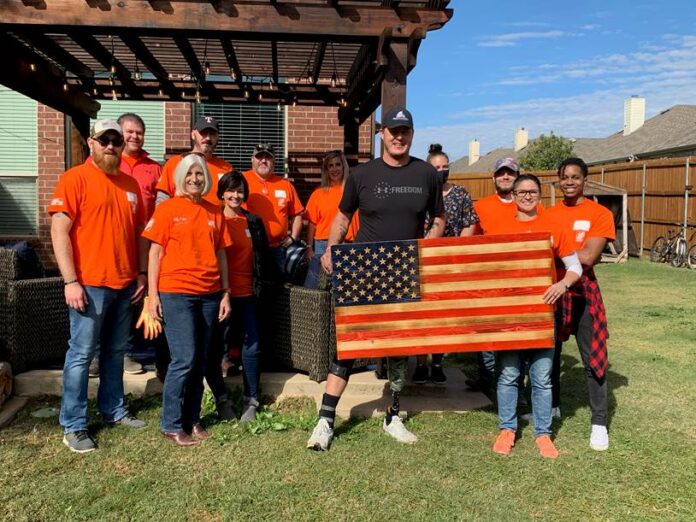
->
[[452, 98, 696, 172], [0, 85, 373, 264]]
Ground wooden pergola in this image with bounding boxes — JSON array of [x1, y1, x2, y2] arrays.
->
[[0, 0, 452, 162]]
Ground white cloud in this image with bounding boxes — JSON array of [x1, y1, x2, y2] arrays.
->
[[477, 30, 569, 48], [412, 35, 696, 162]]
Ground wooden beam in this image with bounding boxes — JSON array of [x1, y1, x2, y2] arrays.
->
[[380, 39, 409, 114], [271, 41, 279, 84], [0, 1, 452, 39], [343, 110, 360, 167], [120, 33, 178, 99], [13, 32, 95, 90], [311, 42, 327, 85], [220, 38, 244, 87], [0, 33, 100, 119], [70, 34, 142, 99]]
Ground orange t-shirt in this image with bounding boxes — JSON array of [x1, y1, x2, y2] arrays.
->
[[243, 169, 305, 247], [48, 161, 145, 289], [224, 215, 254, 298], [305, 185, 359, 241], [474, 194, 544, 235], [119, 151, 162, 220], [506, 214, 576, 258], [142, 197, 233, 294], [155, 154, 232, 206], [546, 198, 615, 281]]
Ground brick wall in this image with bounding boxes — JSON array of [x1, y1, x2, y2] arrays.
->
[[164, 102, 192, 156], [36, 105, 66, 266], [286, 105, 373, 203]]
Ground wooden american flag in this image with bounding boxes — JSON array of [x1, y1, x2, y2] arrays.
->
[[332, 232, 555, 360]]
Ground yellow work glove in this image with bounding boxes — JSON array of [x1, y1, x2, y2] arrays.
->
[[135, 297, 163, 340]]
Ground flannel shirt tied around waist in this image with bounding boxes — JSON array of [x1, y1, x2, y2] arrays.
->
[[558, 267, 609, 379]]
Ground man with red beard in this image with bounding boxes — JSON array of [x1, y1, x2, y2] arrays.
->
[[49, 120, 149, 453]]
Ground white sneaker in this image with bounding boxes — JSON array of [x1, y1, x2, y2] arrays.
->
[[590, 424, 609, 451], [306, 418, 334, 451], [551, 407, 561, 419], [382, 415, 417, 444]]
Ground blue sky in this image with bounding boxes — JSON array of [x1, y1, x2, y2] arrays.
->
[[399, 0, 696, 162]]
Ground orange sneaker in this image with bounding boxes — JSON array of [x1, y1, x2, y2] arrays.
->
[[492, 429, 516, 455], [535, 435, 559, 459]]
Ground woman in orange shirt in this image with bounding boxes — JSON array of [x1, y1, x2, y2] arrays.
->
[[206, 171, 279, 422], [144, 154, 232, 447], [492, 174, 582, 460], [304, 150, 358, 288], [305, 150, 358, 259]]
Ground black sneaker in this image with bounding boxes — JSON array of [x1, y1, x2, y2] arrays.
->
[[412, 364, 428, 384], [63, 430, 96, 453], [430, 365, 447, 385]]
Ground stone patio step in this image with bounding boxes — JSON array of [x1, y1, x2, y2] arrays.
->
[[14, 364, 491, 419]]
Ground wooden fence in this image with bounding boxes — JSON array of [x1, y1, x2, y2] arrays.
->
[[451, 156, 696, 255]]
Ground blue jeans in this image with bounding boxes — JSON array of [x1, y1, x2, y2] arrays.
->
[[60, 283, 135, 433], [313, 239, 328, 258], [497, 348, 554, 437], [160, 292, 220, 433], [231, 297, 261, 399]]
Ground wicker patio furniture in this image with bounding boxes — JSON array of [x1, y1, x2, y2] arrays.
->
[[0, 247, 69, 374]]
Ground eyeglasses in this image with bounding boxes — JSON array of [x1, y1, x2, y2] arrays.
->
[[94, 135, 124, 147], [514, 190, 540, 198]]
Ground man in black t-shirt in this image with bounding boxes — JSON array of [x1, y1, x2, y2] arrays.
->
[[307, 107, 445, 450]]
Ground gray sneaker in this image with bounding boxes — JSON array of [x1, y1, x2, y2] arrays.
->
[[63, 430, 96, 453], [113, 414, 146, 429], [306, 417, 334, 451], [240, 397, 259, 422], [382, 415, 417, 444], [124, 355, 144, 375]]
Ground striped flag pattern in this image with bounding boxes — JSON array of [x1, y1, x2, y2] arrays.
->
[[332, 232, 555, 360]]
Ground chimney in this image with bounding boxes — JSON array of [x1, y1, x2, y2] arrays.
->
[[468, 139, 480, 166], [623, 95, 645, 136], [514, 128, 529, 151]]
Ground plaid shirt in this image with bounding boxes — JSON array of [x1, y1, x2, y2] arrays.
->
[[558, 268, 609, 379]]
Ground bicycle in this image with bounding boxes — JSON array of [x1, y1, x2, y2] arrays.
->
[[649, 228, 682, 265]]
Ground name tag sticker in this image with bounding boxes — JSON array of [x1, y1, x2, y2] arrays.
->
[[274, 189, 287, 199], [126, 192, 137, 202], [573, 220, 591, 232]]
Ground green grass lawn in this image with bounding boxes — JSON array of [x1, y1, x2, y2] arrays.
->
[[1, 260, 695, 521]]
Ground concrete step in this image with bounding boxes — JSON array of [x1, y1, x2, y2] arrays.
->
[[15, 364, 491, 420]]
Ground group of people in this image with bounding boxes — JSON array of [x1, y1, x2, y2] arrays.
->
[[49, 105, 613, 459]]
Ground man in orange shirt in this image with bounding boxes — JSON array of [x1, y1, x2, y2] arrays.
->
[[546, 157, 615, 451], [116, 112, 162, 375], [243, 143, 304, 272], [467, 157, 523, 393], [49, 120, 149, 453], [155, 115, 232, 206]]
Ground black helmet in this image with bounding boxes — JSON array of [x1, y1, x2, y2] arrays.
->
[[284, 239, 309, 284]]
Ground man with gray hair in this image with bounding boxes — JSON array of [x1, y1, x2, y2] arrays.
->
[[49, 120, 148, 453]]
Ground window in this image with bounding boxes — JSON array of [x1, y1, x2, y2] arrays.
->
[[194, 103, 286, 173], [93, 100, 166, 163], [0, 86, 38, 236]]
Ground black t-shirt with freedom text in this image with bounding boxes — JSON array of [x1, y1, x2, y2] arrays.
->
[[339, 157, 444, 243]]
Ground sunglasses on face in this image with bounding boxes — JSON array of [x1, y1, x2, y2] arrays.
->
[[95, 135, 124, 147]]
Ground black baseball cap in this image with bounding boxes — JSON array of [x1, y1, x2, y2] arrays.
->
[[253, 143, 275, 158], [194, 115, 219, 132], [381, 106, 414, 129]]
